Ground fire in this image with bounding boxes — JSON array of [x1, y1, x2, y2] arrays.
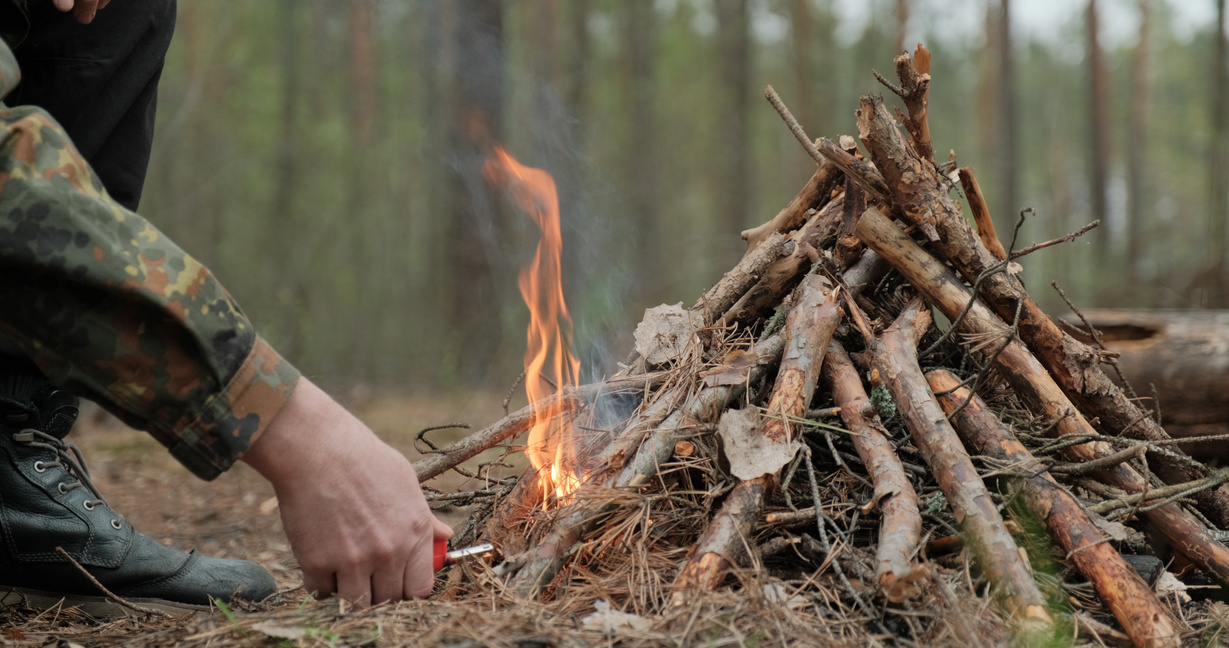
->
[[482, 146, 581, 501]]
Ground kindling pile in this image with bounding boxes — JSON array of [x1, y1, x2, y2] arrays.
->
[[415, 46, 1219, 647]]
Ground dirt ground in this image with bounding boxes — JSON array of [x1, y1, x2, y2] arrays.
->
[[0, 390, 554, 646], [71, 390, 511, 581]]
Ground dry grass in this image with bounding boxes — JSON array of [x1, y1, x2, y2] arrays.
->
[[3, 336, 1226, 646]]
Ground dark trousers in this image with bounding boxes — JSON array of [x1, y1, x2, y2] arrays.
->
[[8, 0, 176, 211]]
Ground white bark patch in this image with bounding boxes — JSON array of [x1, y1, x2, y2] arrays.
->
[[633, 303, 700, 365], [718, 408, 800, 480]]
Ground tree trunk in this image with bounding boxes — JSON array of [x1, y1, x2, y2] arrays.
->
[[996, 0, 1017, 229], [715, 0, 752, 262], [622, 1, 660, 298], [1210, 0, 1229, 306], [1126, 0, 1152, 282], [894, 0, 910, 55], [442, 0, 508, 385], [1087, 0, 1111, 256]]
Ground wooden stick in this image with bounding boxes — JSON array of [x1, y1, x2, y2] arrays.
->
[[957, 167, 1008, 261], [693, 231, 787, 325], [1089, 469, 1229, 516], [824, 340, 923, 603], [883, 45, 935, 166], [855, 206, 1229, 585], [815, 137, 892, 202], [850, 91, 1229, 528], [764, 84, 825, 167], [54, 547, 175, 618], [670, 275, 841, 603], [413, 373, 663, 482], [741, 161, 843, 254], [874, 299, 1053, 635], [721, 198, 843, 326], [927, 369, 1184, 648], [507, 332, 789, 598]]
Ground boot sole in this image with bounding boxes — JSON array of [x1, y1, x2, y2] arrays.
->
[[0, 585, 209, 618]]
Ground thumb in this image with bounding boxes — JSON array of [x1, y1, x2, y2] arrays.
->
[[432, 517, 454, 540], [53, 0, 74, 11]]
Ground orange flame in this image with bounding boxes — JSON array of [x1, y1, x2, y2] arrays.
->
[[482, 146, 581, 500]]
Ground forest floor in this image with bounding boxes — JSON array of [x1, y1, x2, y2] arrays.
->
[[1, 393, 865, 648], [7, 391, 1216, 647]]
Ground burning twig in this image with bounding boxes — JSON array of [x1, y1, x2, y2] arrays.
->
[[413, 374, 664, 483]]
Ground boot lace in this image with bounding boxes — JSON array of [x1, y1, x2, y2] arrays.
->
[[13, 428, 125, 530]]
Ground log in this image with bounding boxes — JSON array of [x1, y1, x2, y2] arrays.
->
[[1061, 309, 1229, 458], [874, 298, 1053, 635], [815, 136, 891, 203], [721, 197, 843, 326], [853, 91, 1229, 528], [670, 274, 841, 602], [886, 45, 935, 166], [853, 96, 940, 242], [855, 206, 1229, 585], [824, 340, 923, 603], [741, 160, 843, 253], [413, 373, 664, 482], [928, 369, 1184, 648], [693, 231, 788, 325]]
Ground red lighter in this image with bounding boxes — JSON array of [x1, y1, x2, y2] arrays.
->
[[433, 538, 495, 571]]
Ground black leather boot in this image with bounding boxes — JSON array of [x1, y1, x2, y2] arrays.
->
[[0, 369, 277, 617]]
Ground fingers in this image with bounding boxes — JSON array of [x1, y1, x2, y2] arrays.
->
[[433, 517, 454, 540], [53, 0, 103, 24], [302, 568, 337, 601], [336, 569, 373, 606]]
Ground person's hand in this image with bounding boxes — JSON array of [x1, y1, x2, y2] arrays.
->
[[241, 377, 452, 603], [51, 0, 112, 24]]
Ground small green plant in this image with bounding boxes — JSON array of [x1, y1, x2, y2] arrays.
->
[[213, 600, 251, 641]]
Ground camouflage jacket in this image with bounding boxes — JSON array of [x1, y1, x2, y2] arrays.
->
[[0, 38, 300, 481]]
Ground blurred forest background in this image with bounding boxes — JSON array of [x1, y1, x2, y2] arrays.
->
[[140, 0, 1229, 395]]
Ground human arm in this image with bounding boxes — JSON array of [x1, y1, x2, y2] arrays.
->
[[0, 41, 449, 602]]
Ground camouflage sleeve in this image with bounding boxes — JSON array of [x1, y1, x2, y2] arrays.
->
[[0, 44, 300, 481]]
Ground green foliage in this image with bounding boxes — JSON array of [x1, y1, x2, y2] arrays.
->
[[142, 1, 1229, 392]]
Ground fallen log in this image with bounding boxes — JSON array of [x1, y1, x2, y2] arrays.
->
[[928, 369, 1184, 648], [855, 205, 1229, 585], [1061, 309, 1229, 458], [874, 298, 1053, 636]]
